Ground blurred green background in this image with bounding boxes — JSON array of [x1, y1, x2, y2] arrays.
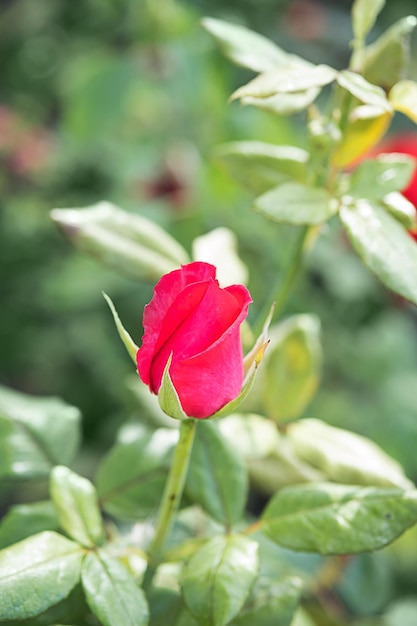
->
[[2, 0, 417, 622], [2, 0, 417, 501]]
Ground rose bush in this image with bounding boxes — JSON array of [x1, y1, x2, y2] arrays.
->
[[136, 261, 252, 418]]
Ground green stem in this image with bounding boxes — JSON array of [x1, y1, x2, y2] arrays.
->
[[145, 418, 197, 586], [254, 225, 310, 335]]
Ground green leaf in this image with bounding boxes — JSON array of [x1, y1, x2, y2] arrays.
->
[[347, 154, 416, 200], [383, 192, 417, 230], [287, 419, 413, 489], [229, 576, 303, 626], [214, 141, 308, 195], [254, 182, 337, 225], [0, 385, 81, 480], [201, 17, 288, 72], [103, 292, 138, 364], [181, 534, 259, 626], [82, 550, 148, 626], [340, 199, 417, 305], [96, 423, 178, 520], [261, 483, 417, 554], [337, 70, 391, 110], [50, 466, 104, 548], [389, 79, 417, 124], [51, 201, 189, 281], [218, 413, 280, 461], [360, 16, 417, 90], [352, 0, 385, 42], [259, 315, 322, 422], [0, 501, 58, 550], [0, 531, 84, 621], [231, 64, 336, 100], [186, 421, 248, 526], [239, 89, 321, 116]]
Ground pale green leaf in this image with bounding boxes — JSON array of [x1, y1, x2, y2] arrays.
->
[[51, 201, 188, 281], [340, 199, 417, 305], [50, 466, 104, 548], [0, 385, 80, 480], [81, 551, 148, 626], [360, 16, 417, 89], [0, 531, 84, 621], [0, 501, 58, 550], [389, 79, 417, 123], [96, 423, 178, 520], [181, 534, 259, 626], [261, 483, 417, 554], [103, 292, 138, 364], [192, 227, 249, 286], [288, 419, 413, 489], [201, 17, 288, 72], [229, 576, 303, 626], [218, 413, 280, 461], [337, 70, 391, 110], [383, 192, 417, 230], [258, 315, 322, 422], [352, 0, 385, 42], [254, 182, 337, 225], [347, 154, 416, 200], [214, 141, 308, 194], [186, 421, 248, 526], [240, 89, 321, 116], [231, 64, 336, 100]]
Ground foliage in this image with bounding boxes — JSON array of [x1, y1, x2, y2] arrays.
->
[[2, 0, 417, 625]]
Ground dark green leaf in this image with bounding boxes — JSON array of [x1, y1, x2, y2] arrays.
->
[[96, 423, 177, 520], [361, 16, 417, 90], [287, 419, 413, 489], [254, 182, 337, 225], [340, 199, 417, 305], [261, 483, 417, 554], [181, 534, 259, 626], [81, 550, 148, 626], [51, 202, 188, 282], [214, 141, 308, 194], [186, 421, 248, 526], [347, 154, 416, 200], [201, 17, 288, 72], [229, 576, 303, 626], [50, 466, 104, 548], [352, 0, 385, 42], [0, 385, 81, 480], [0, 531, 84, 621], [0, 501, 58, 550]]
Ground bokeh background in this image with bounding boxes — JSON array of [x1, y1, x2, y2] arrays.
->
[[2, 0, 417, 595]]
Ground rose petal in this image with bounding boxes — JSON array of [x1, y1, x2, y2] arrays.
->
[[137, 262, 216, 385]]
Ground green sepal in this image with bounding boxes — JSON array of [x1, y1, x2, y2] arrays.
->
[[50, 466, 104, 548], [103, 292, 138, 364], [158, 355, 188, 420]]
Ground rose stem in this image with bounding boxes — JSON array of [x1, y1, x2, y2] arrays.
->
[[254, 225, 310, 335], [144, 417, 197, 587]]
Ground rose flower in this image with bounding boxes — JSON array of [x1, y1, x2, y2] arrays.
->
[[136, 261, 252, 418]]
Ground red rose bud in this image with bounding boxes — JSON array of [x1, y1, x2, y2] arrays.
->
[[375, 133, 417, 240], [136, 261, 252, 419]]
